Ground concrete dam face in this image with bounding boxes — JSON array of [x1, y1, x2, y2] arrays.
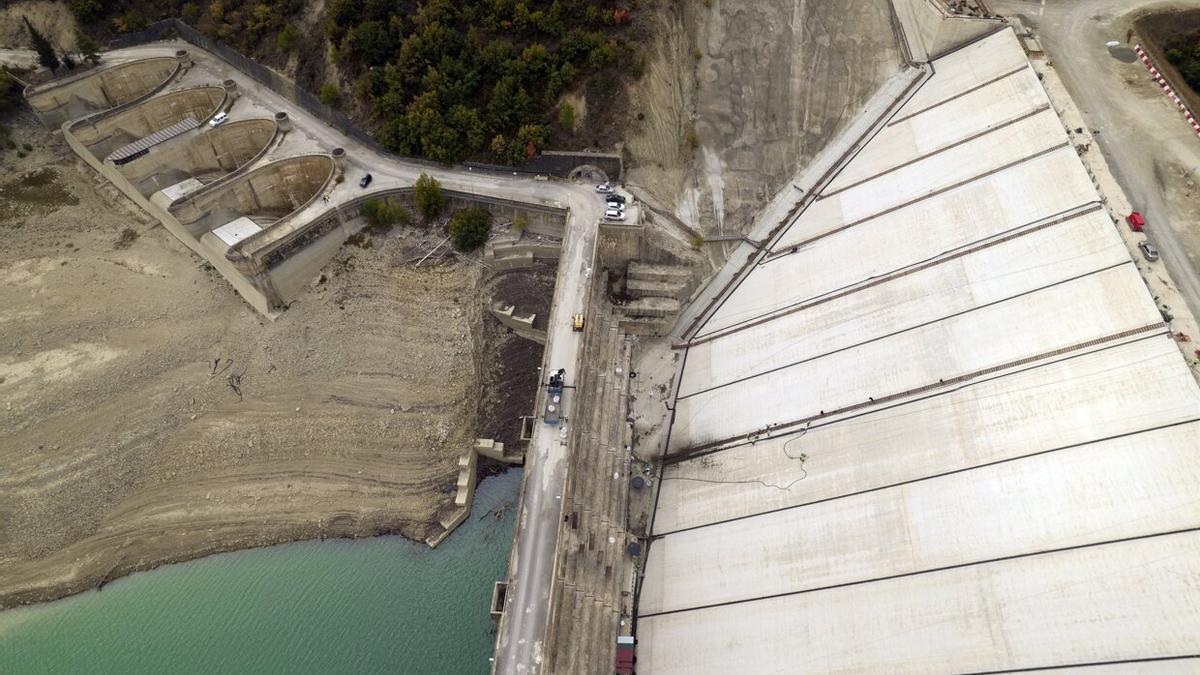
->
[[171, 154, 334, 238], [70, 86, 226, 161], [117, 118, 277, 196], [24, 57, 179, 127]]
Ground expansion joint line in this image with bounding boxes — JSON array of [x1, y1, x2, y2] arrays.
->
[[886, 65, 1030, 127], [637, 526, 1200, 620], [761, 141, 1072, 264], [664, 321, 1166, 464], [820, 103, 1051, 201], [650, 418, 1200, 540], [962, 654, 1200, 674], [679, 260, 1128, 402], [678, 202, 1104, 349]]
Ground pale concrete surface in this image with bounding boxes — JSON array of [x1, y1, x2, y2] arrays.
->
[[638, 29, 1200, 673], [638, 532, 1200, 673], [655, 338, 1200, 535]]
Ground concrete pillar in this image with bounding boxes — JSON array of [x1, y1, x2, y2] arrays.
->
[[175, 50, 192, 69], [222, 79, 239, 103], [274, 111, 291, 132], [331, 147, 346, 172]]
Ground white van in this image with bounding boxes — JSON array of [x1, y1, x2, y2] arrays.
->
[[208, 111, 229, 128]]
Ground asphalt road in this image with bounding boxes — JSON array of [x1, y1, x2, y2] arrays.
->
[[991, 0, 1200, 320], [29, 40, 604, 674]]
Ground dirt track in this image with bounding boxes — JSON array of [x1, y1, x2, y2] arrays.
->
[[0, 120, 508, 609]]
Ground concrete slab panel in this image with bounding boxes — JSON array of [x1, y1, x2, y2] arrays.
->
[[637, 531, 1200, 673], [682, 212, 1129, 396], [656, 338, 1200, 535], [830, 68, 1046, 190], [811, 110, 1067, 233], [900, 29, 1030, 114], [642, 423, 1200, 615], [672, 265, 1163, 451], [705, 149, 1100, 335]]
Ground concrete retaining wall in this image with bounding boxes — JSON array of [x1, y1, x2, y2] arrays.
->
[[25, 57, 180, 127], [117, 118, 277, 195], [70, 86, 226, 160]]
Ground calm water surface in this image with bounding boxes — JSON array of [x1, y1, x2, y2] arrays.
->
[[0, 470, 521, 674]]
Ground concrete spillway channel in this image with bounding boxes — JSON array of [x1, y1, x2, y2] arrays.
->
[[68, 85, 227, 163], [114, 118, 278, 197], [23, 56, 181, 127]]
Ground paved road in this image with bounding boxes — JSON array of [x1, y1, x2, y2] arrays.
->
[[0, 48, 36, 69], [49, 40, 604, 674], [992, 0, 1200, 320]]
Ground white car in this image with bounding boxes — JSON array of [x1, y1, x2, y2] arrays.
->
[[208, 111, 229, 128], [595, 184, 613, 193], [605, 208, 625, 220]]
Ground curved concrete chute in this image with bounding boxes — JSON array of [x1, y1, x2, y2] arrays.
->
[[24, 57, 179, 127], [68, 86, 226, 162], [169, 154, 334, 243], [116, 118, 278, 197]]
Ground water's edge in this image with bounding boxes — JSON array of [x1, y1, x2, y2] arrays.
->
[[0, 470, 521, 675]]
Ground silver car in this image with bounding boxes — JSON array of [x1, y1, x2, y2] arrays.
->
[[1138, 240, 1159, 262]]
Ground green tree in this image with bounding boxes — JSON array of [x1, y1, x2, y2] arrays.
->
[[76, 31, 101, 65], [277, 24, 300, 52], [68, 0, 103, 24], [558, 101, 575, 130], [349, 20, 395, 67], [448, 206, 492, 251], [319, 82, 341, 107], [0, 70, 22, 117], [23, 17, 59, 72], [413, 173, 446, 220]]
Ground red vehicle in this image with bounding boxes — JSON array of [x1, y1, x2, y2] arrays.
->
[[616, 636, 636, 674], [1127, 211, 1145, 232]]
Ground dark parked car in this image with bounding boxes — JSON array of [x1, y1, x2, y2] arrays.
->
[[606, 194, 626, 205], [359, 173, 373, 188]]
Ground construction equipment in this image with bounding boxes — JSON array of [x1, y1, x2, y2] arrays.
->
[[572, 313, 585, 331], [544, 368, 566, 425]]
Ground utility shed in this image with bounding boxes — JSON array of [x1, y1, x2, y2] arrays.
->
[[636, 28, 1200, 674]]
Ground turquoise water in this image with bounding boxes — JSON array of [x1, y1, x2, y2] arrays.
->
[[0, 471, 521, 675]]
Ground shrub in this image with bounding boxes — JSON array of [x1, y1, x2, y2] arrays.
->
[[361, 197, 410, 232], [413, 173, 446, 220], [448, 206, 493, 252], [114, 227, 139, 249], [559, 102, 576, 130], [684, 125, 699, 149], [277, 24, 299, 52], [513, 213, 528, 234], [318, 83, 341, 107]]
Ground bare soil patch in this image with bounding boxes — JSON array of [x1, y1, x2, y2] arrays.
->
[[0, 120, 508, 609]]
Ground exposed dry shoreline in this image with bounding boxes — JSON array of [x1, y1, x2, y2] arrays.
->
[[0, 120, 525, 609]]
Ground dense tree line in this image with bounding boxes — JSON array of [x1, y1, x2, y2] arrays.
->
[[68, 0, 638, 164]]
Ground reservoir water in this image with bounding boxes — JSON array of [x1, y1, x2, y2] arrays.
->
[[0, 470, 521, 674]]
